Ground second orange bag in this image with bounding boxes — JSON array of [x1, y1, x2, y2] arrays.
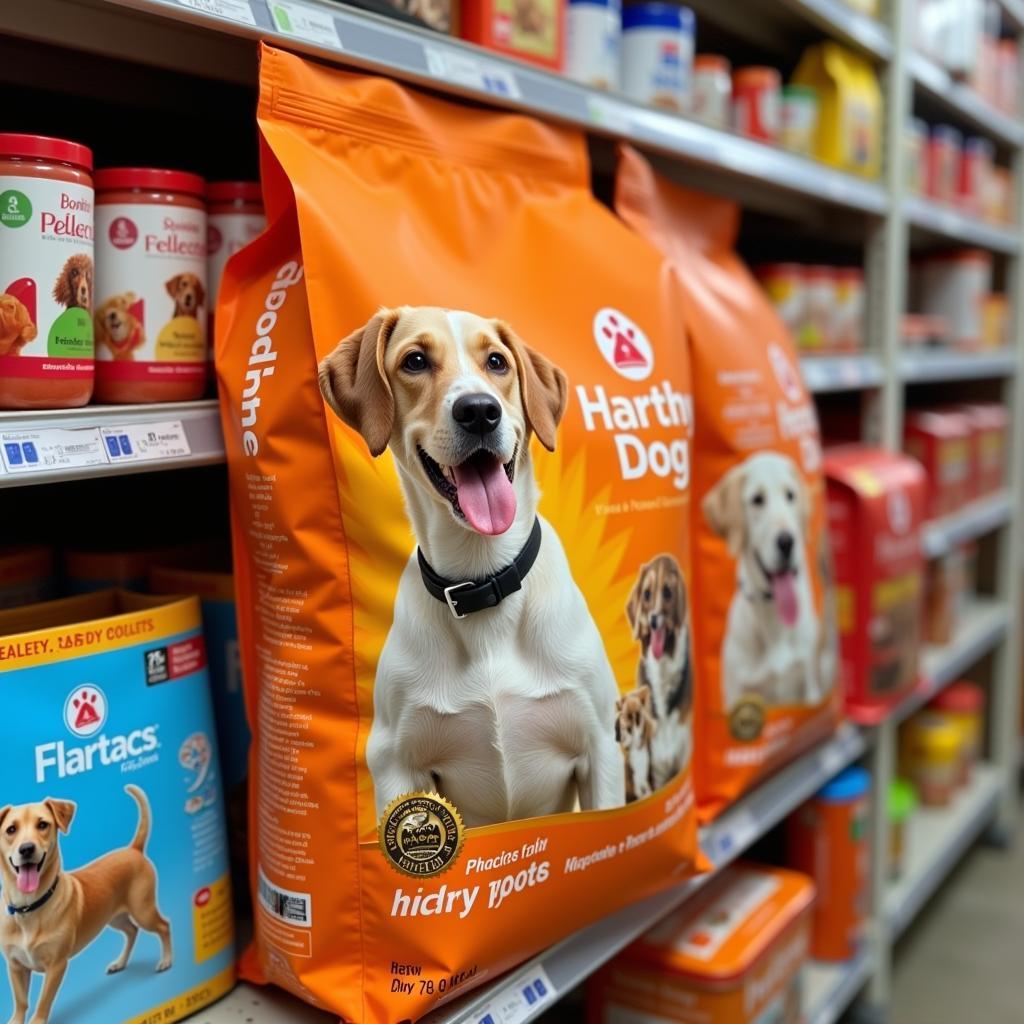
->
[[215, 46, 701, 1023], [615, 147, 841, 822]]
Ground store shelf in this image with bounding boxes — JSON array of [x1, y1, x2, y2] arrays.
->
[[899, 347, 1018, 382], [905, 195, 1020, 254], [922, 491, 1013, 558], [802, 951, 875, 1024], [0, 400, 224, 487], [801, 353, 886, 392], [187, 726, 866, 1024], [84, 0, 891, 215], [780, 0, 892, 58], [910, 53, 1024, 147], [885, 762, 1003, 936], [997, 0, 1024, 30]]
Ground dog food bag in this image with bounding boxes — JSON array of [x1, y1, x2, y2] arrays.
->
[[615, 146, 841, 823], [824, 447, 926, 720], [904, 409, 973, 520], [587, 863, 814, 1024], [94, 168, 207, 404], [214, 44, 700, 1022], [0, 134, 94, 410], [0, 590, 235, 1023], [958, 402, 1008, 497], [460, 0, 566, 71]]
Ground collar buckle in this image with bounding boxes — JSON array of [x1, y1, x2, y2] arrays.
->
[[443, 581, 473, 619]]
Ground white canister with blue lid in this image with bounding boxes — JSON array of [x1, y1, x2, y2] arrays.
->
[[567, 0, 622, 90], [621, 3, 695, 112]]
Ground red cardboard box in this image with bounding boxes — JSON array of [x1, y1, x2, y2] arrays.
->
[[958, 403, 1009, 497], [904, 409, 973, 519], [460, 0, 566, 71], [825, 448, 927, 722]]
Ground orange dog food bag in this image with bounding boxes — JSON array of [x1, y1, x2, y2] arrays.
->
[[215, 45, 701, 1023], [615, 146, 841, 823]]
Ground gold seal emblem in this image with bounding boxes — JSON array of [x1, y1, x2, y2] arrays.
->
[[729, 695, 767, 742], [379, 792, 464, 877]]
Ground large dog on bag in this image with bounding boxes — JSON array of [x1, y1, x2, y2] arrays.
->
[[319, 307, 625, 827], [0, 785, 171, 1024], [703, 451, 830, 710]]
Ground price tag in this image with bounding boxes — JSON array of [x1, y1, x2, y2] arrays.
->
[[425, 47, 521, 100], [475, 967, 555, 1024], [176, 0, 257, 23], [99, 420, 192, 464], [0, 427, 107, 475], [269, 0, 341, 47]]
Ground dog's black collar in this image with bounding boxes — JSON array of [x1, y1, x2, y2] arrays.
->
[[7, 874, 59, 917], [417, 519, 542, 619]]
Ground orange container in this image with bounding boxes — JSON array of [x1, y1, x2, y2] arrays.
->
[[589, 863, 814, 1023], [786, 765, 870, 962]]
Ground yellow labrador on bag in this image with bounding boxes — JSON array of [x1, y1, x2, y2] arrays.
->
[[318, 307, 625, 827], [703, 451, 827, 710], [0, 786, 171, 1024]]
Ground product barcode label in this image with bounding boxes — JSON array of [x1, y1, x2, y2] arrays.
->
[[425, 47, 522, 100], [0, 427, 108, 475], [258, 866, 313, 928], [269, 0, 341, 47], [99, 420, 191, 463], [475, 967, 555, 1024], [176, 0, 257, 24]]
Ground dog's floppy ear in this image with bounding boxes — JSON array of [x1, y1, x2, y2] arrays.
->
[[625, 563, 649, 638], [52, 264, 72, 307], [195, 278, 206, 307], [703, 465, 746, 556], [0, 806, 11, 832], [44, 799, 75, 834], [318, 309, 400, 457], [493, 321, 568, 452], [165, 274, 183, 299]]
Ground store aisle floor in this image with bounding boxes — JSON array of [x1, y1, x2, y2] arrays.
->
[[890, 802, 1024, 1024]]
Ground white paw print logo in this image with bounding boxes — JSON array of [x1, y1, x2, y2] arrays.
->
[[64, 685, 108, 738]]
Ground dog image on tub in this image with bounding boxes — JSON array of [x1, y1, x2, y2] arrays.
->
[[703, 451, 833, 711], [318, 307, 625, 828], [0, 785, 171, 1024], [626, 554, 693, 789]]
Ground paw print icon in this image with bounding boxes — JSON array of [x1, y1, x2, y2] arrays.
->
[[63, 685, 108, 737]]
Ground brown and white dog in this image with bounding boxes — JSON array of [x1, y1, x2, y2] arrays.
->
[[615, 688, 656, 803], [0, 786, 171, 1024], [52, 254, 93, 313], [94, 294, 144, 360], [318, 306, 624, 827], [165, 274, 205, 320], [626, 554, 692, 789]]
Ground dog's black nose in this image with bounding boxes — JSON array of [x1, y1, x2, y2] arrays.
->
[[453, 393, 502, 436], [17, 843, 34, 859], [776, 531, 795, 561]]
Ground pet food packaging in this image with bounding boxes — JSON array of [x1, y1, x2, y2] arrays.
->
[[757, 263, 805, 343], [621, 3, 695, 112], [802, 265, 835, 351], [780, 84, 819, 156], [904, 409, 973, 519], [926, 124, 963, 203], [616, 148, 841, 823], [924, 546, 967, 645], [824, 447, 926, 720], [0, 134, 94, 410], [731, 66, 781, 142], [461, 0, 566, 71], [917, 249, 992, 350], [566, 0, 621, 89], [382, 0, 453, 32], [692, 54, 731, 128], [997, 38, 1019, 114], [930, 681, 985, 783], [985, 164, 1013, 223], [958, 136, 994, 215], [906, 116, 928, 193], [888, 778, 916, 880], [786, 765, 869, 962], [215, 45, 701, 1022], [958, 403, 1008, 496], [980, 293, 1008, 349], [0, 545, 54, 608], [831, 267, 864, 351], [902, 712, 962, 806], [792, 43, 881, 177], [0, 590, 235, 1023], [588, 863, 814, 1024], [94, 168, 207, 404]]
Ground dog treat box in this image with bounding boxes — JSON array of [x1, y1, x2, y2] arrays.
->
[[0, 591, 235, 1024]]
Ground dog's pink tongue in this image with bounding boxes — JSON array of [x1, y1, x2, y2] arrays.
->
[[17, 865, 39, 895], [773, 571, 799, 627], [651, 626, 666, 660], [453, 457, 516, 535]]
